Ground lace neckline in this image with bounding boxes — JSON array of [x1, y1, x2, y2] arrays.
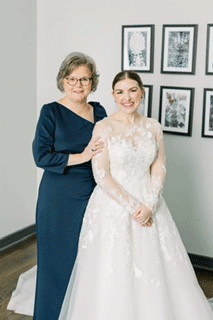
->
[[108, 115, 146, 128]]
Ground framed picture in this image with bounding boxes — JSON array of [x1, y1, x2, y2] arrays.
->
[[161, 24, 198, 74], [159, 86, 194, 136], [205, 24, 213, 75], [138, 85, 153, 117], [202, 89, 213, 137], [121, 24, 155, 72]]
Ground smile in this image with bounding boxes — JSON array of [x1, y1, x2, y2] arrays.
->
[[123, 102, 134, 108]]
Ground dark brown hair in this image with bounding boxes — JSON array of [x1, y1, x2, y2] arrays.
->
[[112, 70, 144, 92]]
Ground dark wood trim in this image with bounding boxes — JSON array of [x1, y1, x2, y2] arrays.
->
[[0, 224, 36, 254], [189, 253, 213, 272]]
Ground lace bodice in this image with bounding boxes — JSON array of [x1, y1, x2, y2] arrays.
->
[[92, 116, 166, 215]]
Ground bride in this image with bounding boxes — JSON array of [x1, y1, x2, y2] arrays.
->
[[8, 71, 213, 319], [58, 71, 213, 319]]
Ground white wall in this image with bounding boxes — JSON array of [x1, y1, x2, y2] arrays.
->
[[0, 0, 37, 238], [37, 0, 213, 256]]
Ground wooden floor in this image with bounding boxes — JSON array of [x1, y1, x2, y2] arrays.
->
[[0, 237, 213, 319], [0, 237, 36, 320]]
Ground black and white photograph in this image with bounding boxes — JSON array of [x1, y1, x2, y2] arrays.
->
[[159, 86, 194, 136], [161, 24, 198, 74], [138, 85, 152, 117], [121, 25, 154, 72], [202, 88, 213, 137], [206, 24, 213, 75]]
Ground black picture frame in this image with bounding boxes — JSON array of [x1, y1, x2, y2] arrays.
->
[[159, 86, 194, 136], [161, 24, 198, 74], [121, 24, 155, 73], [202, 88, 213, 138], [205, 24, 213, 75], [138, 85, 153, 117]]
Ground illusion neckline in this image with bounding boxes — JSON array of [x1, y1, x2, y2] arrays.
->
[[107, 115, 146, 128]]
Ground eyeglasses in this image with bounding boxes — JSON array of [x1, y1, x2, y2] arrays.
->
[[65, 77, 92, 86]]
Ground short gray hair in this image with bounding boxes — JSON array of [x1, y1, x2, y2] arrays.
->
[[56, 52, 100, 93]]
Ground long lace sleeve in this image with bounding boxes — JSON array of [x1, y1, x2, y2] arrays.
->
[[143, 122, 166, 212], [92, 121, 141, 215]]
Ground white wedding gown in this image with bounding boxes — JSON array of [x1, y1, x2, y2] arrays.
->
[[8, 117, 213, 319]]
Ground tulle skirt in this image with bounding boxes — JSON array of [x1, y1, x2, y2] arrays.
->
[[8, 191, 213, 319], [58, 189, 213, 320]]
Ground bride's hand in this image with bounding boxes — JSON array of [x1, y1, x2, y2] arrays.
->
[[133, 204, 153, 227]]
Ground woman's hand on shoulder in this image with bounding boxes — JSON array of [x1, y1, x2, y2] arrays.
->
[[67, 135, 105, 166], [81, 136, 105, 162]]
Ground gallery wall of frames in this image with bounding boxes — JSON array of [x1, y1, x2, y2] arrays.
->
[[121, 24, 213, 138]]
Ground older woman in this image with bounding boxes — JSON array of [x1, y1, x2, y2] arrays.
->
[[31, 52, 107, 319]]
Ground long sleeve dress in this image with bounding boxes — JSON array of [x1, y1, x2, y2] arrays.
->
[[7, 101, 107, 320], [58, 116, 213, 320]]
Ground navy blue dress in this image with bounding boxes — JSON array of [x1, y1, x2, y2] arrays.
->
[[32, 101, 107, 320]]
